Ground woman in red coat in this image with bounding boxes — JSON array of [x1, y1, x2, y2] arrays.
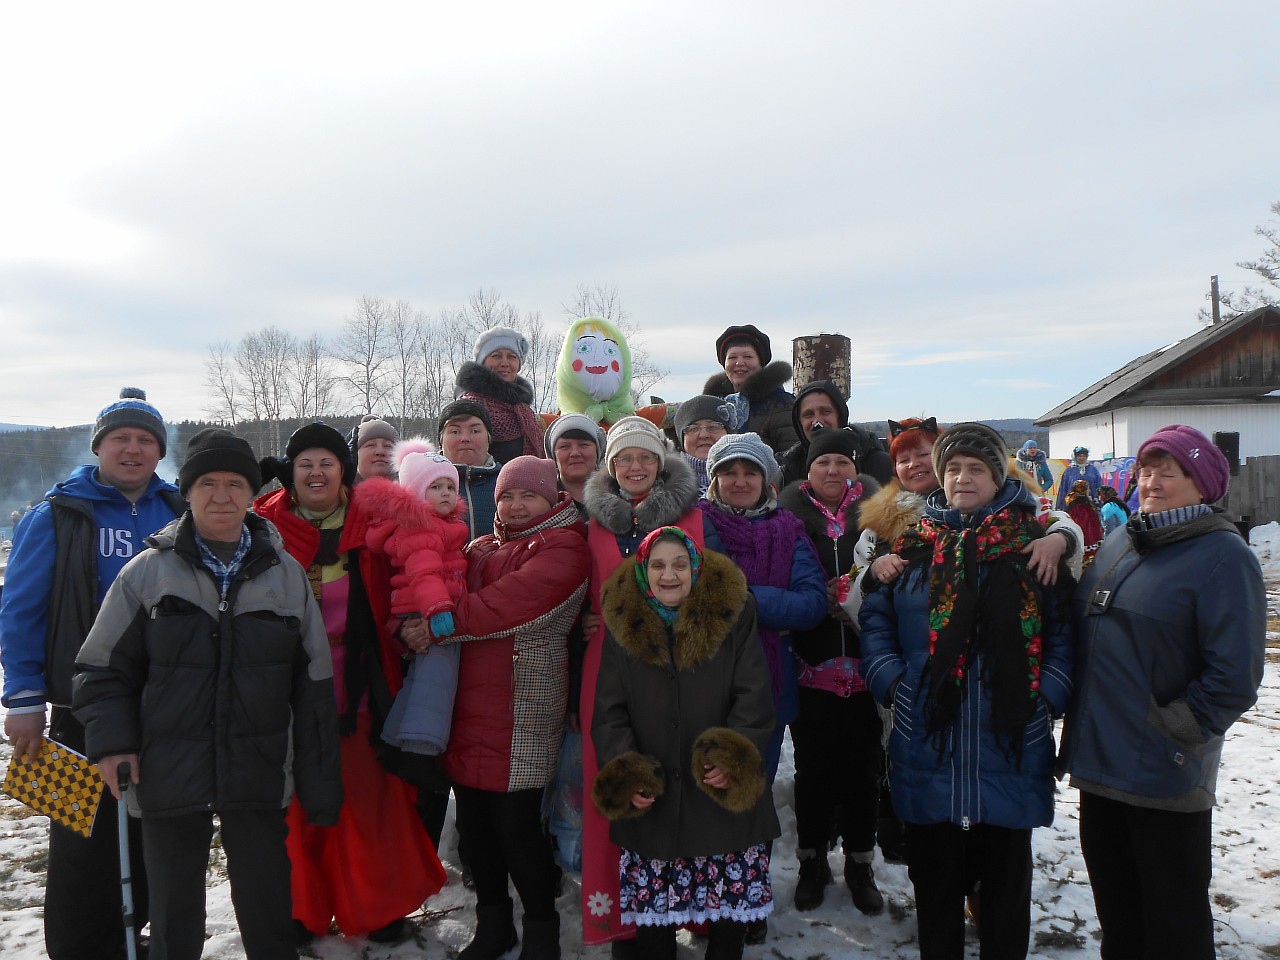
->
[[254, 422, 446, 945], [402, 456, 589, 960]]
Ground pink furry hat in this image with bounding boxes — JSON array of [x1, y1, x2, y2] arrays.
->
[[395, 438, 458, 500]]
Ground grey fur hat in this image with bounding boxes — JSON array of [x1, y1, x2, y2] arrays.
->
[[931, 421, 1009, 488]]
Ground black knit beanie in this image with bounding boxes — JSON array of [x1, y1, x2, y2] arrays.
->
[[804, 426, 862, 472], [272, 421, 356, 488], [437, 399, 494, 441], [931, 422, 1009, 488], [179, 429, 261, 495]]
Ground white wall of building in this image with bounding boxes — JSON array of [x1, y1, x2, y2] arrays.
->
[[1048, 404, 1280, 459]]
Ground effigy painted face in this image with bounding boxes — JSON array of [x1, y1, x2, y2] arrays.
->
[[570, 328, 624, 402]]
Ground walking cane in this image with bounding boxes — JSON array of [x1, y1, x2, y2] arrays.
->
[[116, 762, 139, 960]]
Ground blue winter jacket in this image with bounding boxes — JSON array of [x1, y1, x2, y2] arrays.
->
[[1, 466, 182, 707], [858, 479, 1074, 830], [455, 458, 500, 541], [1059, 510, 1265, 811]]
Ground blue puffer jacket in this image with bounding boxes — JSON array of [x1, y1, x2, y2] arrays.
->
[[1059, 510, 1265, 811], [859, 479, 1074, 830]]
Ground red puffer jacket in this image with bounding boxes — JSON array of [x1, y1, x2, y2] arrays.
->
[[354, 477, 470, 619], [440, 495, 589, 793]]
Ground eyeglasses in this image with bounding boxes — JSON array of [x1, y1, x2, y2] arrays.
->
[[614, 453, 659, 468], [682, 422, 727, 436]]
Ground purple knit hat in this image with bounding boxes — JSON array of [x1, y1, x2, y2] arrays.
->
[[495, 455, 560, 504], [1136, 425, 1230, 503]]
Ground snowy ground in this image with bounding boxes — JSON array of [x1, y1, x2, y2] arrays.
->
[[4, 525, 1280, 959]]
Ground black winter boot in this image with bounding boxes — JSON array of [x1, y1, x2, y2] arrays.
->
[[793, 853, 833, 911], [845, 858, 884, 916], [459, 900, 519, 960], [706, 920, 747, 960], [517, 915, 561, 960]]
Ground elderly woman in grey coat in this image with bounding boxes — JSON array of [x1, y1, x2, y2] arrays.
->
[[592, 527, 779, 960]]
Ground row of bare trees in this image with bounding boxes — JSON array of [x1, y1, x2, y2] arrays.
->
[[204, 285, 668, 443]]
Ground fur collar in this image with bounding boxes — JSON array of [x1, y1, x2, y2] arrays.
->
[[583, 455, 700, 536], [353, 476, 465, 529], [702, 361, 793, 402], [778, 475, 880, 538], [856, 480, 927, 543], [602, 549, 748, 670], [455, 360, 535, 406]]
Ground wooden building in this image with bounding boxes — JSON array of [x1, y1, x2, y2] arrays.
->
[[1035, 305, 1280, 461]]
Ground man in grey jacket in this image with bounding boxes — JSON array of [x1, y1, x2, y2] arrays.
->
[[73, 428, 342, 960]]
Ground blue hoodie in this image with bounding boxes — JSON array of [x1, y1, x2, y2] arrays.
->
[[0, 465, 181, 705]]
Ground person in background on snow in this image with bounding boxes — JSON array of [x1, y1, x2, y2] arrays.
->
[[697, 431, 827, 945], [355, 440, 469, 762], [255, 422, 446, 945], [350, 414, 398, 482], [1063, 479, 1105, 569], [455, 327, 546, 465], [400, 456, 589, 960], [1055, 445, 1102, 509], [777, 427, 885, 916], [1, 386, 183, 960], [1015, 439, 1054, 495], [593, 527, 780, 960], [1096, 485, 1129, 535], [777, 380, 892, 487], [703, 324, 798, 456], [73, 429, 342, 960], [1060, 425, 1265, 960], [858, 422, 1075, 960], [673, 394, 734, 497]]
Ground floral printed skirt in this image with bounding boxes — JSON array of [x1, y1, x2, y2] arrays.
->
[[618, 844, 773, 927]]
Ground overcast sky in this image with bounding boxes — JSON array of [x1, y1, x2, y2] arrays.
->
[[3, 1, 1278, 431]]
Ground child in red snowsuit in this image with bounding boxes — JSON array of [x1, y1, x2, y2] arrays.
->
[[356, 439, 470, 753]]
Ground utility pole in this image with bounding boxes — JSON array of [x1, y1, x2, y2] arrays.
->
[[1210, 275, 1221, 324]]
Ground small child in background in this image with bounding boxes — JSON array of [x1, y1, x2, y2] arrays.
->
[[355, 438, 469, 754]]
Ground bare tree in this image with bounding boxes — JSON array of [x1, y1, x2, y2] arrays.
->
[[1200, 200, 1280, 323], [235, 326, 295, 454], [562, 282, 669, 403], [418, 307, 469, 425], [204, 339, 241, 426], [288, 333, 335, 420], [331, 295, 394, 415], [385, 300, 423, 432], [516, 310, 559, 413]]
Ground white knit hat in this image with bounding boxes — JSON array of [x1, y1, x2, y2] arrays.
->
[[474, 326, 529, 364], [604, 416, 669, 477]]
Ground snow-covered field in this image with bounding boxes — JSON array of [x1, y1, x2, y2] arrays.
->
[[4, 524, 1280, 959]]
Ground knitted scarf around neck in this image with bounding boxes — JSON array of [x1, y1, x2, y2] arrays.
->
[[697, 500, 806, 704], [893, 504, 1047, 760], [466, 391, 545, 458]]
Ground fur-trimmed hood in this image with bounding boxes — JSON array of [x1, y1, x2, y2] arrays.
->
[[601, 549, 748, 671], [455, 360, 535, 406], [778, 474, 881, 540], [702, 360, 793, 402], [856, 479, 927, 544], [583, 453, 700, 537], [353, 475, 466, 529]]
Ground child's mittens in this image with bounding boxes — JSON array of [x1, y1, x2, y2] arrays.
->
[[429, 611, 455, 639]]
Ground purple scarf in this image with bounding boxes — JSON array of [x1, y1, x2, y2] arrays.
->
[[696, 500, 806, 704]]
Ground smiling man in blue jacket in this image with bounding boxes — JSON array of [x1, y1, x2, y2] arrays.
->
[[1, 387, 184, 960]]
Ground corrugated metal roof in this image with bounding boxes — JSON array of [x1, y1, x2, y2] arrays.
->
[[1036, 305, 1280, 426]]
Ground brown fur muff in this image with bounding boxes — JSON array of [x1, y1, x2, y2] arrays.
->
[[691, 727, 766, 813], [592, 752, 665, 820]]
